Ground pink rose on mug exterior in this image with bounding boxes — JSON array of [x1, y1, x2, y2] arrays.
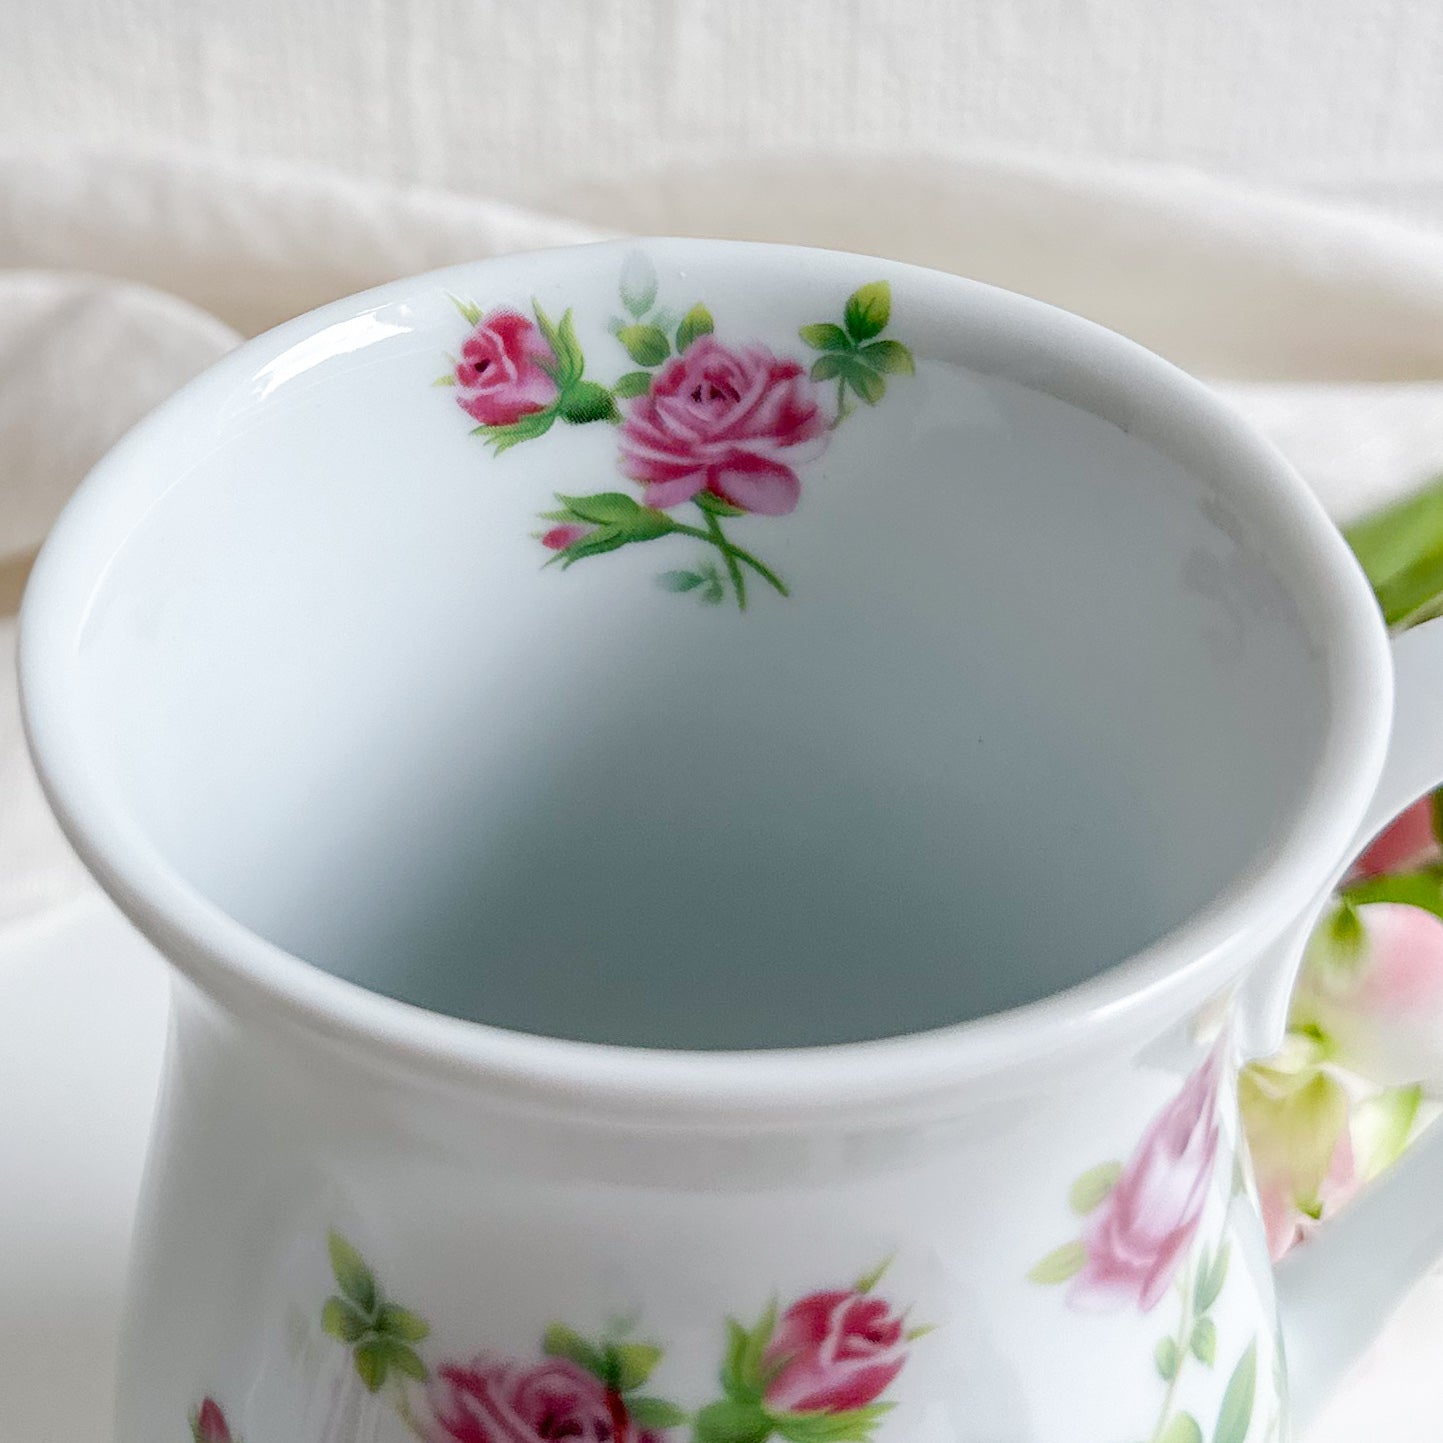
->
[[431, 1356, 663, 1443], [1029, 1049, 1258, 1443], [442, 253, 915, 609], [761, 1286, 908, 1414]]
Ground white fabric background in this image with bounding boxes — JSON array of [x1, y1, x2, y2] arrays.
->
[[6, 4, 1443, 1440]]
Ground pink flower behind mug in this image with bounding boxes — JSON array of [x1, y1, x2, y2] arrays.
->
[[430, 1355, 661, 1443], [454, 309, 559, 428], [617, 336, 827, 517], [761, 1287, 908, 1414]]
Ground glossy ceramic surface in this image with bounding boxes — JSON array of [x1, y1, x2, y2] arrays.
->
[[19, 240, 1443, 1443]]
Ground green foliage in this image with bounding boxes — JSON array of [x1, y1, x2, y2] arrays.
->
[[1155, 1336, 1180, 1381], [449, 295, 483, 326], [1345, 475, 1443, 626], [694, 1398, 773, 1443], [558, 380, 619, 424], [1193, 1243, 1230, 1316], [676, 304, 715, 352], [857, 339, 914, 374], [1027, 1240, 1087, 1285], [620, 251, 659, 318], [613, 370, 654, 398], [321, 1233, 431, 1394], [328, 1233, 376, 1315], [1190, 1316, 1217, 1367], [799, 323, 851, 351], [772, 1404, 894, 1443], [475, 407, 557, 453], [630, 1397, 689, 1428], [1156, 1412, 1203, 1443], [534, 304, 585, 388], [1213, 1342, 1258, 1443], [844, 282, 891, 341], [617, 323, 672, 367], [1067, 1161, 1122, 1215]]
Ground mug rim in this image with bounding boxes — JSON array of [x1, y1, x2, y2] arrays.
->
[[17, 238, 1393, 1124]]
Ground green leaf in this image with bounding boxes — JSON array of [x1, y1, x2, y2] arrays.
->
[[799, 323, 852, 352], [1156, 1336, 1180, 1381], [614, 370, 654, 398], [693, 1399, 773, 1443], [844, 281, 891, 342], [1194, 1242, 1230, 1315], [1191, 1316, 1217, 1366], [1027, 1241, 1087, 1284], [612, 1341, 664, 1392], [558, 380, 618, 424], [617, 323, 671, 367], [557, 530, 630, 566], [854, 1256, 893, 1294], [557, 492, 645, 525], [386, 1341, 428, 1381], [354, 1339, 389, 1392], [740, 1300, 778, 1390], [1372, 547, 1443, 628], [376, 1304, 429, 1343], [543, 1323, 608, 1380], [721, 1318, 751, 1398], [858, 339, 914, 374], [327, 1233, 377, 1315], [1346, 475, 1443, 595], [844, 363, 886, 405], [772, 1404, 894, 1443], [432, 373, 457, 386], [449, 295, 483, 326], [1156, 1412, 1203, 1443], [478, 407, 557, 453], [1068, 1161, 1122, 1215], [620, 251, 659, 318], [694, 491, 746, 517], [321, 1295, 369, 1343], [676, 303, 715, 352], [629, 1397, 690, 1429], [658, 570, 706, 593], [1341, 866, 1443, 921], [810, 354, 846, 382], [1213, 1342, 1258, 1443], [533, 304, 585, 388]]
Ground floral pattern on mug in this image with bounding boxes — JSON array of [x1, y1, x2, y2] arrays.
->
[[189, 1235, 926, 1442], [438, 251, 916, 610], [1028, 1049, 1259, 1443]]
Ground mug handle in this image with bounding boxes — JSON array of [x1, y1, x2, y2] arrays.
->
[[1275, 613, 1443, 1428]]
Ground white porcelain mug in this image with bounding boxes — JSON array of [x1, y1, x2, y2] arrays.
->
[[20, 239, 1443, 1443]]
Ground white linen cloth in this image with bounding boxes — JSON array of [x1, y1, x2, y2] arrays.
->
[[7, 134, 1443, 1443]]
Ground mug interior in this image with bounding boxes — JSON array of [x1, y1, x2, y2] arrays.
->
[[43, 243, 1332, 1050]]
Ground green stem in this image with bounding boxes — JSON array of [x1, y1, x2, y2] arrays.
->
[[1149, 1264, 1195, 1443], [393, 1381, 429, 1443], [701, 506, 747, 610], [831, 374, 854, 429], [670, 522, 790, 599]]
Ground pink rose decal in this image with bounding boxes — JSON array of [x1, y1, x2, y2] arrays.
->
[[1070, 1052, 1222, 1312], [455, 309, 559, 428], [191, 1399, 233, 1443], [617, 337, 826, 516], [430, 1356, 658, 1443], [443, 265, 916, 609], [540, 523, 594, 552], [762, 1288, 908, 1414]]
